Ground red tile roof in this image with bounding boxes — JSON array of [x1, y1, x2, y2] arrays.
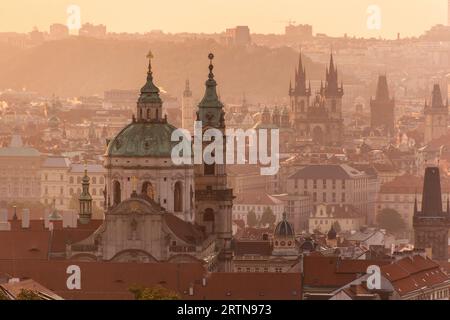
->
[[381, 255, 450, 297], [0, 260, 302, 300], [303, 255, 390, 289], [191, 273, 302, 300]]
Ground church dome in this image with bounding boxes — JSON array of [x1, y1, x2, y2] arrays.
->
[[106, 121, 179, 158], [274, 213, 295, 237]]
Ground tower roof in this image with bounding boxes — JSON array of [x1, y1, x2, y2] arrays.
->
[[138, 50, 162, 104], [431, 84, 445, 109], [375, 75, 390, 101], [419, 167, 443, 216], [197, 53, 225, 128], [274, 213, 295, 238], [290, 53, 310, 97], [324, 52, 343, 97], [183, 79, 192, 98]]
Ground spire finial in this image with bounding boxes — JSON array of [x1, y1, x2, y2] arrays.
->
[[146, 50, 154, 78], [208, 53, 214, 80]]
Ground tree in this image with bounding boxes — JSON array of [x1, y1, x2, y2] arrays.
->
[[16, 289, 41, 300], [333, 221, 342, 233], [129, 285, 179, 300], [0, 290, 9, 300], [260, 207, 276, 227], [376, 208, 405, 233], [247, 210, 258, 228]]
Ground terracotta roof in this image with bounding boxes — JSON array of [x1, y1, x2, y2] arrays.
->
[[234, 192, 283, 206], [164, 214, 205, 245], [0, 260, 205, 300], [0, 260, 301, 300], [381, 255, 450, 297], [303, 255, 390, 289], [289, 164, 366, 180], [237, 227, 273, 240], [0, 279, 63, 300], [234, 240, 272, 256], [191, 273, 302, 300], [0, 219, 103, 259]]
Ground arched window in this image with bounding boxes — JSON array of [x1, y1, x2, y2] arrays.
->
[[113, 180, 121, 205], [69, 177, 74, 184], [204, 208, 215, 223], [92, 177, 97, 184], [142, 181, 154, 200], [174, 181, 183, 212]]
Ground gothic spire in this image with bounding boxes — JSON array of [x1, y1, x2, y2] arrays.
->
[[431, 84, 445, 109], [420, 167, 443, 216]]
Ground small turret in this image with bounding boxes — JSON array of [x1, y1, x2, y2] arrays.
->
[[79, 164, 93, 225]]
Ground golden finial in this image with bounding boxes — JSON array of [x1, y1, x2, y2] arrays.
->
[[146, 50, 154, 60]]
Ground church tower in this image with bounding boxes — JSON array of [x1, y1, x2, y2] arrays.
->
[[181, 79, 194, 134], [289, 53, 311, 127], [370, 75, 395, 134], [413, 166, 450, 261], [194, 53, 234, 272], [79, 166, 93, 225], [424, 84, 449, 144], [323, 53, 344, 121]]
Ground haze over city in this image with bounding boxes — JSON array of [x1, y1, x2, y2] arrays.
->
[[0, 0, 447, 38]]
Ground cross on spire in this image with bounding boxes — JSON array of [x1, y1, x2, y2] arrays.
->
[[208, 53, 214, 79]]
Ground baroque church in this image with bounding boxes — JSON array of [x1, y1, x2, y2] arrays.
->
[[67, 52, 233, 272], [289, 53, 344, 145]]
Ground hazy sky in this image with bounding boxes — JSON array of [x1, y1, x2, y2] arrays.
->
[[0, 0, 447, 38]]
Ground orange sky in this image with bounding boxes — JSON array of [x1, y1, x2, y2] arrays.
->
[[0, 0, 447, 38]]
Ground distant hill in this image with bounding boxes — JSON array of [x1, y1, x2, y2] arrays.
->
[[0, 37, 354, 103]]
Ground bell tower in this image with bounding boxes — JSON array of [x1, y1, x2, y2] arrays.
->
[[424, 84, 448, 144], [136, 51, 164, 123], [194, 53, 234, 272], [413, 166, 450, 260], [79, 164, 93, 225], [289, 53, 311, 127]]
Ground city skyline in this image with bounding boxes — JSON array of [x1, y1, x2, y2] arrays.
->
[[0, 0, 448, 39]]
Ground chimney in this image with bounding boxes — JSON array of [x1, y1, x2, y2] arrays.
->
[[202, 278, 207, 287], [21, 208, 30, 229], [189, 285, 194, 296]]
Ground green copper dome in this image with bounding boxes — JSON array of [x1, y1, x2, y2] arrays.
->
[[106, 122, 179, 158]]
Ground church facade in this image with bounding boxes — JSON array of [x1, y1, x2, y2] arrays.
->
[[67, 53, 233, 271], [289, 53, 344, 146]]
